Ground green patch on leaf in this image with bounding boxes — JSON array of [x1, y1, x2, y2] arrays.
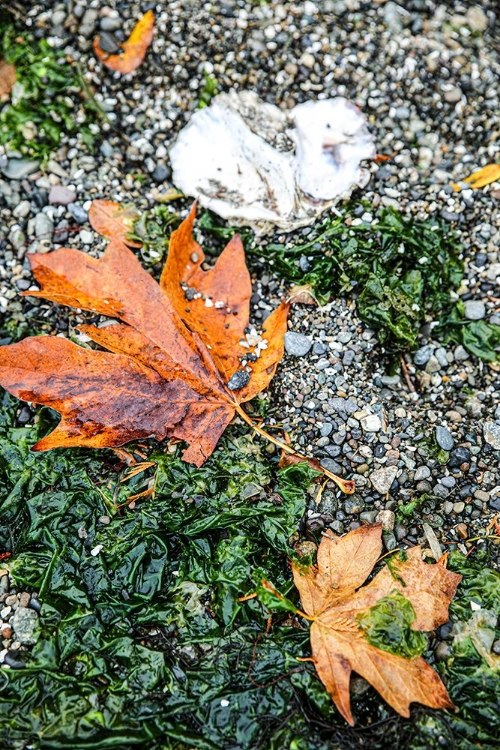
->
[[357, 590, 428, 659]]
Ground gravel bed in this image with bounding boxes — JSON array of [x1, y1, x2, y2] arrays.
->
[[0, 0, 499, 670]]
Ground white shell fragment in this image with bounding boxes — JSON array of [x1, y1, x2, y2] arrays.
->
[[170, 91, 375, 235]]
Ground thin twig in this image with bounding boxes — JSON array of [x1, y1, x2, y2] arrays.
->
[[399, 353, 417, 394], [235, 404, 355, 494]]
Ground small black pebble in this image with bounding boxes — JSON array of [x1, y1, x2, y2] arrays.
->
[[4, 652, 25, 669], [227, 370, 250, 390]]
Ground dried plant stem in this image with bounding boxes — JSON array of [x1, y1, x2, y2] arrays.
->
[[235, 404, 355, 494], [399, 353, 417, 394]]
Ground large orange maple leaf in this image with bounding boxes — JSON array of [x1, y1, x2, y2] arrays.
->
[[0, 203, 289, 466]]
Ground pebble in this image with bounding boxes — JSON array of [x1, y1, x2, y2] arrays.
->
[[13, 200, 31, 219], [9, 227, 25, 252], [375, 509, 395, 531], [152, 164, 170, 183], [79, 230, 93, 244], [11, 608, 38, 646], [227, 370, 250, 390], [68, 203, 88, 224], [49, 186, 77, 206], [97, 33, 121, 54], [100, 16, 122, 32], [466, 6, 488, 32], [360, 414, 382, 432], [414, 466, 431, 481], [369, 466, 398, 495], [444, 87, 462, 104], [79, 9, 99, 38], [1, 159, 39, 180], [453, 346, 469, 362], [435, 426, 454, 451], [413, 345, 433, 365], [34, 213, 53, 240], [464, 300, 486, 320], [320, 423, 333, 437], [483, 423, 500, 450], [448, 446, 471, 468], [284, 332, 312, 357]]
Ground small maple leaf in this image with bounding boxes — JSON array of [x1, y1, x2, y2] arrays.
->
[[0, 203, 289, 467], [292, 525, 462, 725], [452, 163, 500, 191], [93, 10, 154, 74]]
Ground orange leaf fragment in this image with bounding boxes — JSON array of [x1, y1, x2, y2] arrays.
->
[[292, 525, 461, 725], [0, 59, 15, 100], [93, 10, 154, 74], [88, 200, 142, 247], [0, 202, 289, 467], [452, 163, 500, 191]]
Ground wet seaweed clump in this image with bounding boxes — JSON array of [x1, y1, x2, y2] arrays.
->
[[0, 24, 99, 159]]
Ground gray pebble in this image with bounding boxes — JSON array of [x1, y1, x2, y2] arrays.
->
[[344, 398, 358, 415], [2, 159, 39, 180], [483, 423, 500, 450], [68, 203, 88, 224], [413, 345, 433, 365], [11, 607, 38, 645], [96, 31, 121, 54], [34, 213, 53, 240], [454, 345, 469, 361], [316, 436, 330, 448], [49, 186, 76, 206], [284, 332, 312, 357], [464, 300, 486, 320], [321, 458, 343, 475], [100, 17, 122, 32], [80, 9, 99, 38], [369, 466, 398, 494], [414, 466, 431, 481], [152, 164, 170, 183], [9, 227, 26, 252], [100, 141, 115, 158], [436, 426, 454, 451], [313, 342, 327, 355], [440, 476, 456, 489]]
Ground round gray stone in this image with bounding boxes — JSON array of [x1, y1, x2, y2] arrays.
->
[[284, 332, 312, 357], [464, 300, 486, 320]]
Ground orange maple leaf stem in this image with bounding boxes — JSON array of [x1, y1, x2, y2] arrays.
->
[[235, 404, 355, 494]]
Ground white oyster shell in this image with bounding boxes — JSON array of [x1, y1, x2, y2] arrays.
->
[[169, 91, 375, 235]]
